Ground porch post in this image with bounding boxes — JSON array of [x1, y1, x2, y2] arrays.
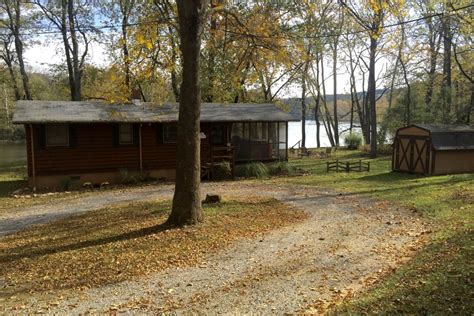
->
[[286, 122, 288, 161], [29, 124, 37, 191], [139, 124, 143, 173]]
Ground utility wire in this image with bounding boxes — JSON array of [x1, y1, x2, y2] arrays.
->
[[0, 3, 472, 41]]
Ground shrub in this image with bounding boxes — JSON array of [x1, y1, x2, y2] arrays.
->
[[344, 133, 363, 150], [59, 178, 72, 191], [213, 161, 232, 180], [235, 162, 268, 178], [268, 161, 295, 176], [119, 168, 132, 184], [361, 144, 393, 156]]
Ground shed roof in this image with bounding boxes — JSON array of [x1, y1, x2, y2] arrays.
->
[[12, 100, 297, 124], [399, 124, 474, 151]]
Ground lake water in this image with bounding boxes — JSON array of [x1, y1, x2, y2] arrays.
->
[[0, 143, 27, 168], [0, 121, 359, 168], [288, 121, 360, 148]]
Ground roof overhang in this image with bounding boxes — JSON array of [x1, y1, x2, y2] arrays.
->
[[12, 101, 298, 124]]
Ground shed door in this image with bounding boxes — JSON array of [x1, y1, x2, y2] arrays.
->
[[394, 136, 431, 174]]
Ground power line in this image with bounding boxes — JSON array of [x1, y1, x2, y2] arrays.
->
[[0, 3, 472, 41], [218, 3, 473, 40]]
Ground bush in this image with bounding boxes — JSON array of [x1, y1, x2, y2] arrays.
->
[[361, 144, 393, 156], [59, 178, 72, 191], [344, 133, 363, 150], [235, 162, 268, 178], [268, 161, 295, 176], [212, 161, 232, 180]]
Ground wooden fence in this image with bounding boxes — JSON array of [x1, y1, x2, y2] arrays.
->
[[327, 159, 370, 172]]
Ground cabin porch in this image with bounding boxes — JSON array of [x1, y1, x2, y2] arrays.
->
[[202, 121, 289, 179]]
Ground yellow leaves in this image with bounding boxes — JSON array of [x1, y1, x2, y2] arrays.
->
[[0, 199, 307, 298]]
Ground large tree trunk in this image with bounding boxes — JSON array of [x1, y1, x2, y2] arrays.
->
[[368, 36, 378, 158], [167, 0, 207, 227]]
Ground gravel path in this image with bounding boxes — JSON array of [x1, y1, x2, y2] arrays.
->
[[0, 182, 430, 314]]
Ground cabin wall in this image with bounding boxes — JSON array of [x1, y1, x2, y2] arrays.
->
[[433, 150, 474, 175], [25, 123, 213, 189]]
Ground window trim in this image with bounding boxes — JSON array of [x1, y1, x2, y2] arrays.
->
[[45, 124, 69, 147], [119, 123, 134, 145]]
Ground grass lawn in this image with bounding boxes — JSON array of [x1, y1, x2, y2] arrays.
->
[[0, 198, 307, 304], [285, 149, 473, 314], [0, 165, 26, 197], [0, 166, 91, 213]]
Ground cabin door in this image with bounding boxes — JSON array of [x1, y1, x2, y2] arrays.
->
[[395, 136, 431, 174]]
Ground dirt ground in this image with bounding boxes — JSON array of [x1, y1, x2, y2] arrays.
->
[[0, 182, 430, 313]]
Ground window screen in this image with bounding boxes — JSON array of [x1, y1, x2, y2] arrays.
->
[[119, 124, 133, 144], [163, 124, 178, 143], [45, 124, 69, 146]]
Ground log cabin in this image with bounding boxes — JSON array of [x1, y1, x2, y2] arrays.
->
[[12, 100, 296, 190]]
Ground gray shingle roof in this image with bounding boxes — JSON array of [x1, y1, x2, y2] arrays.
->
[[12, 100, 297, 124], [412, 124, 474, 151]]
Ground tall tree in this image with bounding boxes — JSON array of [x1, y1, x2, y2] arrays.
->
[[2, 0, 32, 100], [340, 0, 390, 158], [35, 0, 93, 101], [0, 33, 21, 100], [440, 0, 453, 122], [166, 0, 208, 226]]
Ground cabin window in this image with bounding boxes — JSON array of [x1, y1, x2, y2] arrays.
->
[[231, 121, 287, 161], [163, 124, 177, 143], [211, 125, 225, 144], [119, 124, 133, 144], [45, 124, 69, 147]]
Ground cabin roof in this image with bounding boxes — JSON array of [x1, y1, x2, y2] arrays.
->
[[12, 100, 297, 124], [399, 124, 474, 151]]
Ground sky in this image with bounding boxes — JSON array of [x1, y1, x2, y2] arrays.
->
[[23, 37, 384, 99]]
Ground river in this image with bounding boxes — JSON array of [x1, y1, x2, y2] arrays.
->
[[288, 120, 361, 148], [0, 143, 27, 169]]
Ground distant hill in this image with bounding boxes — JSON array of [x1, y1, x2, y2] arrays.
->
[[282, 90, 389, 121]]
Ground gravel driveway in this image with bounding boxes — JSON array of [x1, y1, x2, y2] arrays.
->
[[0, 181, 430, 313]]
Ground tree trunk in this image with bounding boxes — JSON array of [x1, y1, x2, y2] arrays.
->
[[320, 52, 335, 147], [400, 57, 411, 125], [67, 0, 82, 101], [332, 42, 339, 146], [6, 0, 32, 100], [121, 10, 131, 90], [301, 80, 306, 149], [167, 0, 207, 227], [441, 4, 452, 122], [315, 100, 321, 148], [424, 17, 441, 111], [301, 59, 309, 149], [170, 29, 180, 102], [368, 36, 378, 158], [3, 43, 21, 101], [314, 54, 321, 148], [205, 1, 218, 102]]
